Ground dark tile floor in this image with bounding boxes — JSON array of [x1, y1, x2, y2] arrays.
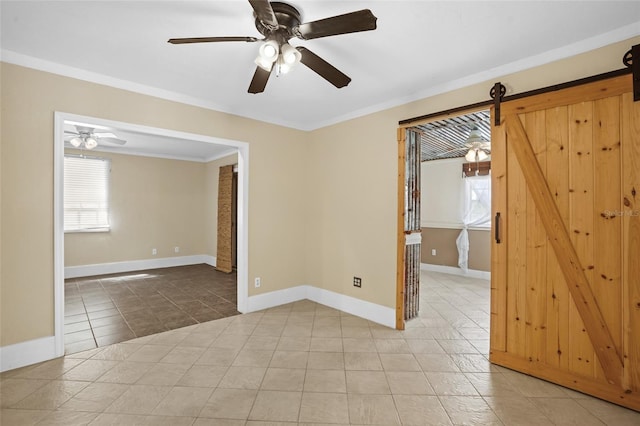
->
[[64, 264, 238, 354]]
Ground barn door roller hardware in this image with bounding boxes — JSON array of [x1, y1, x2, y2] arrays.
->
[[623, 44, 639, 101], [490, 82, 507, 126], [400, 52, 634, 127]]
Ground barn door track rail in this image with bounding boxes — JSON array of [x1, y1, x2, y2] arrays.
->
[[399, 44, 639, 127]]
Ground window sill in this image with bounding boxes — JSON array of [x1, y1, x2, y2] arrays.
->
[[64, 228, 110, 234]]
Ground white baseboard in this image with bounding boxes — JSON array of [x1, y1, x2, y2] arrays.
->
[[246, 285, 395, 329], [65, 255, 217, 278], [202, 255, 216, 268], [245, 285, 309, 312], [0, 336, 59, 372], [421, 263, 491, 280], [307, 287, 396, 328]]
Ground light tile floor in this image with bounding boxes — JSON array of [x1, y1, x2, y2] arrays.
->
[[2, 271, 639, 425]]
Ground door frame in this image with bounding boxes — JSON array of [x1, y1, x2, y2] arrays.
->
[[53, 111, 250, 357], [396, 107, 489, 329]]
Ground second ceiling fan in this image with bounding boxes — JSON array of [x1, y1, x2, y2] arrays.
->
[[168, 0, 377, 93]]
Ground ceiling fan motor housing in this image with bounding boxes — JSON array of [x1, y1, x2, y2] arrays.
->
[[254, 2, 301, 41]]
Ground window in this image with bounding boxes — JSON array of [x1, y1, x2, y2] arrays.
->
[[64, 155, 110, 232], [463, 175, 491, 228]]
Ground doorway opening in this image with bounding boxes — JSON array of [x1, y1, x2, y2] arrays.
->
[[397, 109, 492, 329], [54, 112, 250, 357]]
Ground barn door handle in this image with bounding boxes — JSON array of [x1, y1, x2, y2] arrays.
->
[[495, 212, 501, 244]]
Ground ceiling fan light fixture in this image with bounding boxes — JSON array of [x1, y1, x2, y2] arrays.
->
[[280, 43, 301, 65], [465, 149, 477, 162], [477, 149, 489, 161], [466, 126, 484, 144], [255, 55, 274, 71], [258, 40, 279, 62], [278, 59, 292, 75], [69, 137, 82, 148], [84, 137, 98, 150]]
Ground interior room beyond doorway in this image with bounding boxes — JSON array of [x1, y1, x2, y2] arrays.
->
[[417, 110, 492, 279]]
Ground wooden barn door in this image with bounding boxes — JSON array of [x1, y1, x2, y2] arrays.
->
[[490, 74, 640, 410]]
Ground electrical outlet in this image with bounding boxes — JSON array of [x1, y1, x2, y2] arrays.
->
[[353, 277, 362, 288], [255, 277, 261, 288], [152, 248, 157, 256], [174, 246, 180, 253], [431, 249, 437, 256]]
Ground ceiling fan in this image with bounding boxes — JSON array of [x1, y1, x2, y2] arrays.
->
[[431, 124, 491, 161], [65, 125, 127, 150], [167, 0, 378, 93], [463, 126, 491, 162]]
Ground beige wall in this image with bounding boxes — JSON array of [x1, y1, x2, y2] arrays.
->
[[64, 150, 208, 265], [421, 158, 464, 228], [205, 153, 238, 258], [2, 35, 638, 347], [421, 227, 490, 272], [305, 113, 398, 308], [0, 63, 308, 346]]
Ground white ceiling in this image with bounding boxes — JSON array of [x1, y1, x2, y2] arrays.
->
[[63, 119, 237, 162], [2, 1, 640, 157]]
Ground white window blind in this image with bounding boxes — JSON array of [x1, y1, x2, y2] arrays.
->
[[64, 155, 110, 232]]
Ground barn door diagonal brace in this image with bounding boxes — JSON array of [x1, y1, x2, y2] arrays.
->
[[623, 44, 639, 101], [490, 82, 507, 126], [505, 114, 624, 386]]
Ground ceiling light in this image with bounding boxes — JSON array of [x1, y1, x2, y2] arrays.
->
[[255, 56, 274, 71], [280, 43, 301, 65], [465, 149, 477, 162], [464, 124, 489, 162], [69, 137, 82, 148], [255, 40, 280, 71], [258, 40, 279, 62], [278, 60, 292, 75], [466, 126, 484, 144], [84, 137, 98, 150]]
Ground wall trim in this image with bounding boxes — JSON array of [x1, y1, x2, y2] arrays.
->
[[420, 223, 492, 232], [307, 287, 396, 328], [64, 255, 217, 279], [246, 285, 396, 329], [421, 263, 491, 280], [0, 336, 58, 372], [246, 286, 309, 313]]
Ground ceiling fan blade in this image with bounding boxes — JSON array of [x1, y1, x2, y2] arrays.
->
[[248, 0, 279, 29], [297, 47, 351, 88], [99, 137, 127, 146], [168, 36, 258, 44], [294, 9, 377, 40], [248, 66, 272, 94], [434, 147, 467, 157]]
